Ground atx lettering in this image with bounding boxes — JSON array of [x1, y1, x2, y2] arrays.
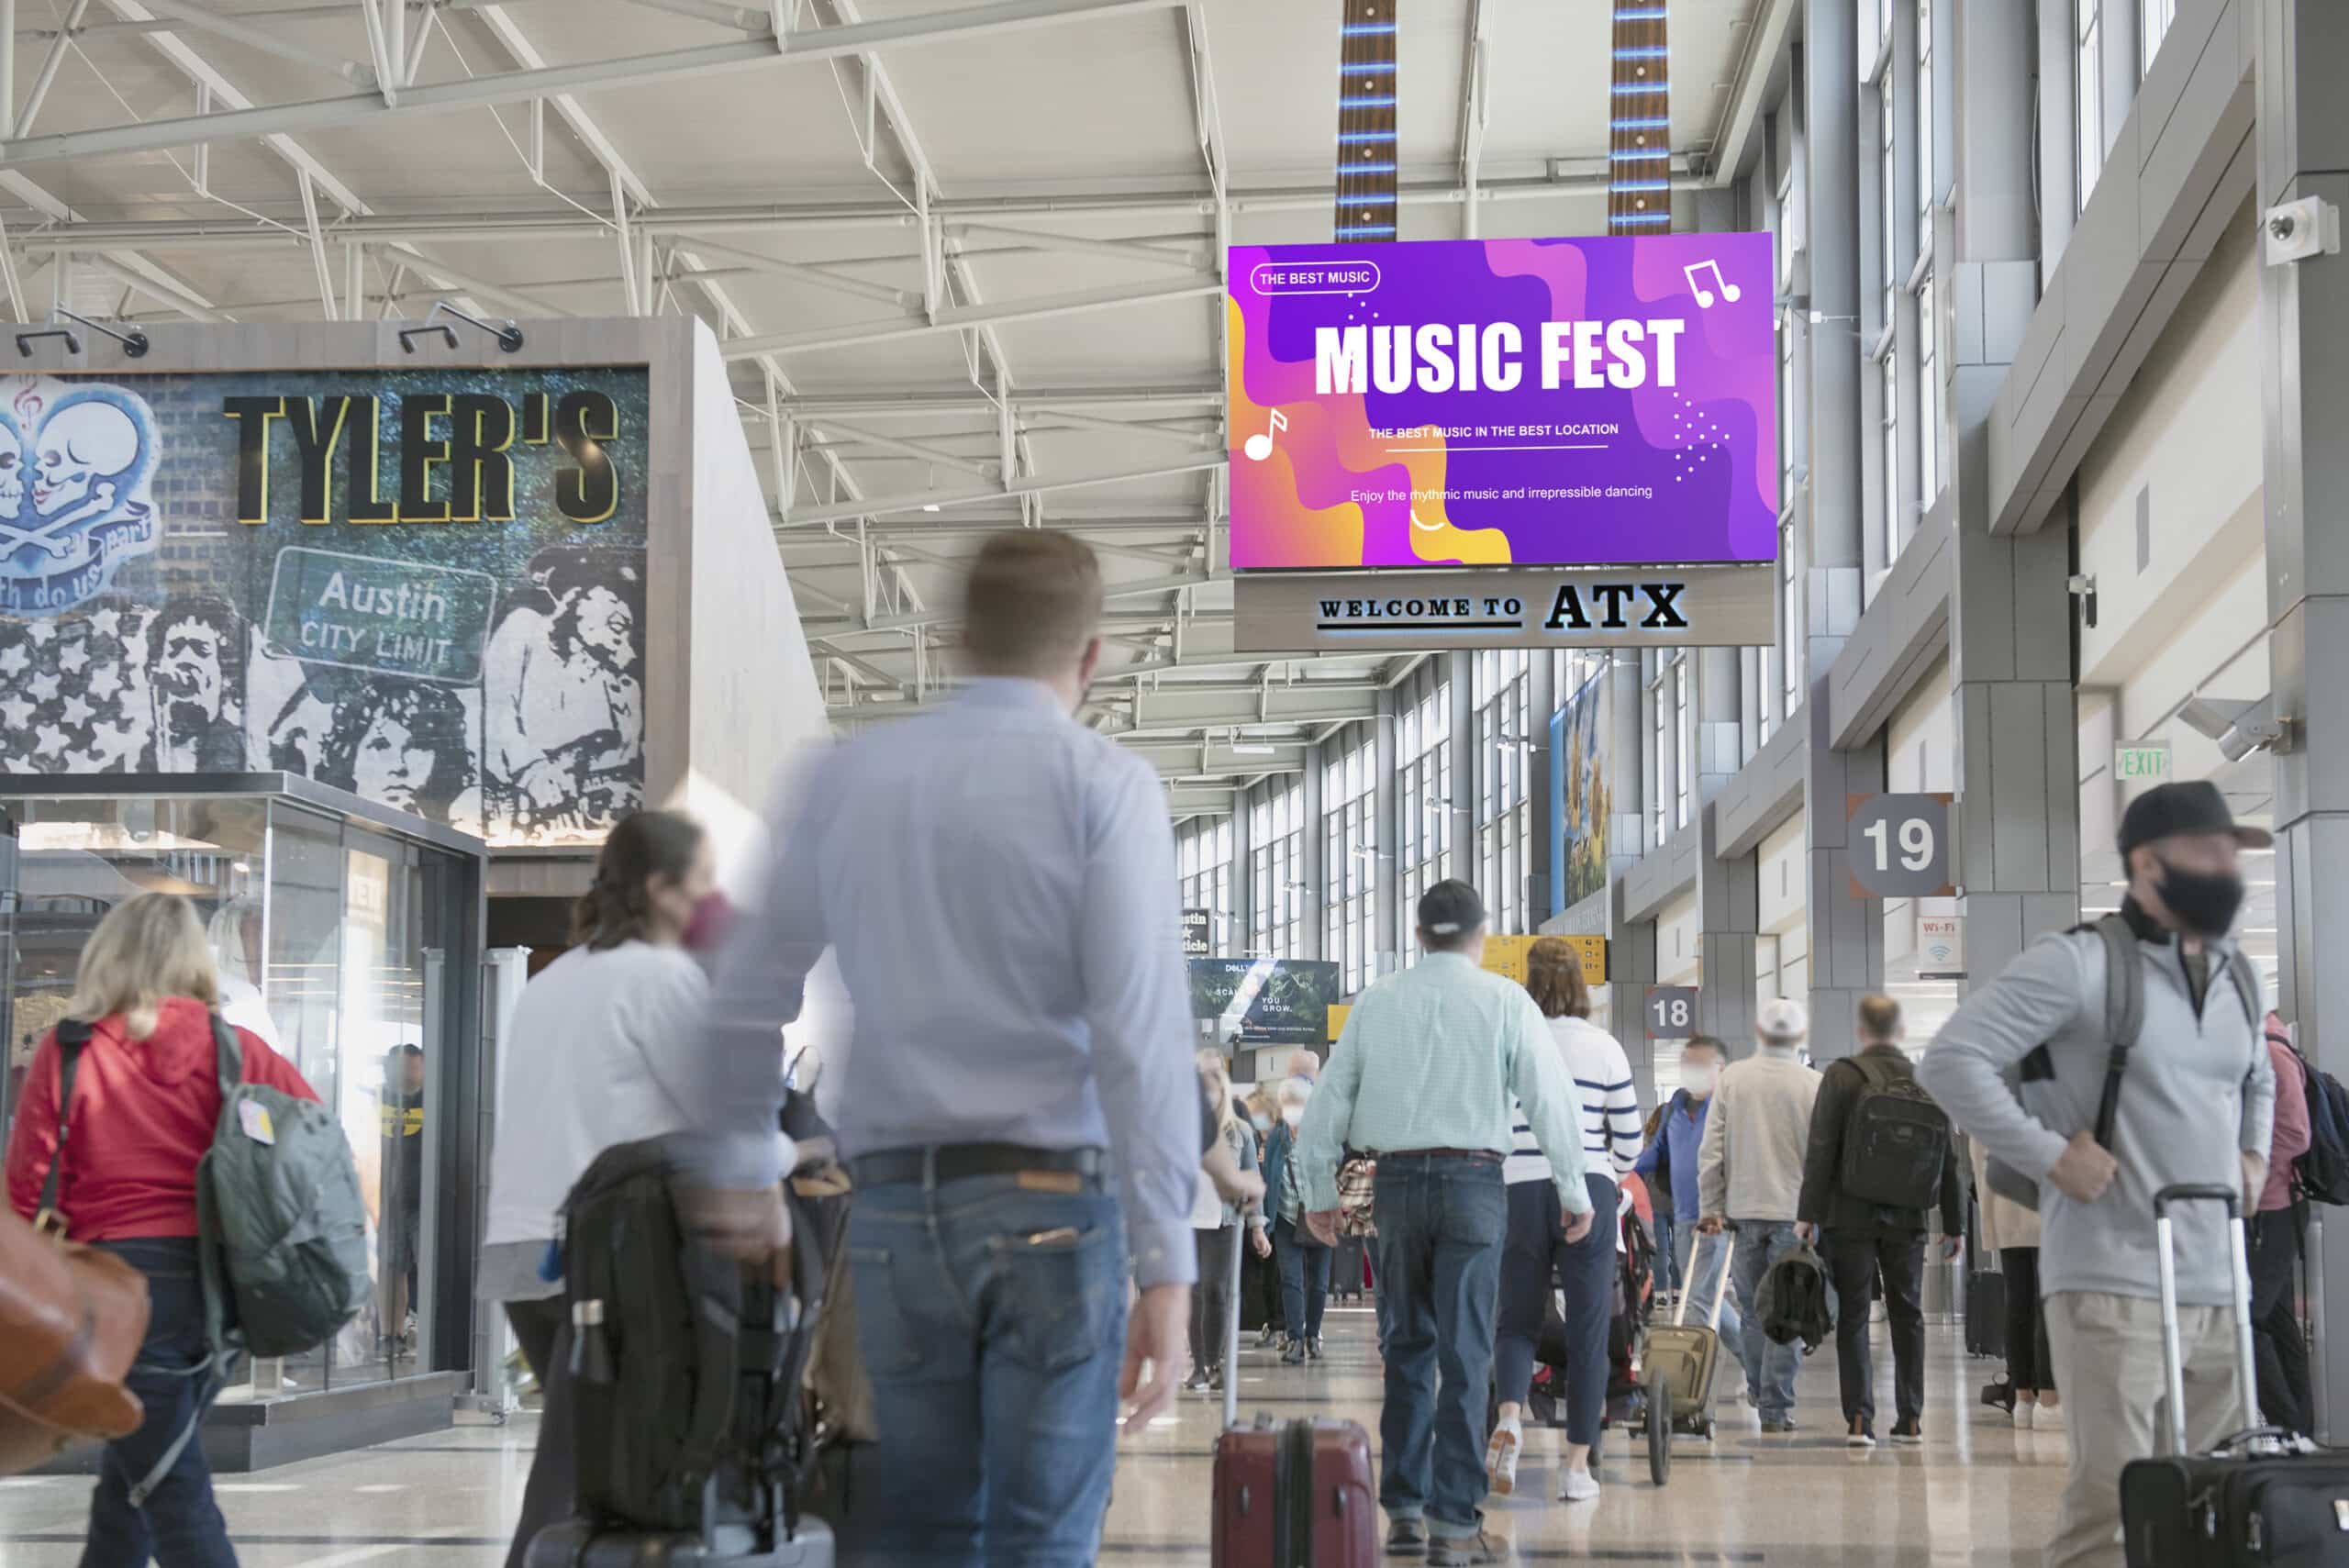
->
[[223, 389, 620, 528], [1542, 581, 1688, 630]]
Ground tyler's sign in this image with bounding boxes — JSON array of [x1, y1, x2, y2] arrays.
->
[[1234, 566, 1772, 652]]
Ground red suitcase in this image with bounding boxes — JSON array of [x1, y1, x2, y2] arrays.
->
[[1209, 1222, 1376, 1567]]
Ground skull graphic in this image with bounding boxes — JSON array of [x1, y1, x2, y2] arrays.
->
[[0, 418, 24, 516], [33, 399, 139, 518]]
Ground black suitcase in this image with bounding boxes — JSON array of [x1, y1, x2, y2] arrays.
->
[[2120, 1184, 2349, 1566], [1965, 1268, 2006, 1359]]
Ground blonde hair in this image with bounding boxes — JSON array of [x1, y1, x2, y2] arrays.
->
[[1197, 1047, 1239, 1134], [67, 893, 220, 1040]]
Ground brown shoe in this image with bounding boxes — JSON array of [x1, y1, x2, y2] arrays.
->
[[1428, 1531, 1508, 1565]]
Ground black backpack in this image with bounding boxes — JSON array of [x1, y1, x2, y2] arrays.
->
[[555, 1135, 829, 1543], [2288, 1032, 2349, 1207], [1837, 1053, 1952, 1211]]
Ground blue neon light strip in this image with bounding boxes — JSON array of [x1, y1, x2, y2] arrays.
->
[[1335, 224, 1397, 238], [1615, 7, 1667, 17], [1614, 180, 1670, 192], [1337, 162, 1398, 173], [1613, 46, 1668, 57], [1612, 116, 1669, 128], [1610, 149, 1668, 161], [1341, 95, 1397, 107], [1338, 193, 1398, 204], [1337, 130, 1397, 142], [1339, 62, 1390, 73], [1341, 22, 1396, 34], [1612, 212, 1672, 225], [1611, 83, 1667, 95]]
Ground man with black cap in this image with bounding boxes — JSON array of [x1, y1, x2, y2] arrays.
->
[[1294, 879, 1593, 1566], [1919, 780, 2276, 1568]]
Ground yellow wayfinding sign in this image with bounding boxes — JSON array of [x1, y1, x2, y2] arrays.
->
[[1327, 935, 1609, 1040], [1481, 934, 1608, 986]]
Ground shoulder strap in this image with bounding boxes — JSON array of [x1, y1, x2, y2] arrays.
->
[[2225, 948, 2261, 1036], [211, 1013, 245, 1100], [1848, 1051, 1899, 1092], [36, 1021, 95, 1226], [2091, 914, 2145, 1148]]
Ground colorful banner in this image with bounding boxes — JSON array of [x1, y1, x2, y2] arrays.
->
[[0, 368, 650, 845], [1228, 233, 1777, 570], [1552, 665, 1614, 914]]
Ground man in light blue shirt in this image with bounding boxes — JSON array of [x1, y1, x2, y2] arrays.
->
[[698, 529, 1202, 1568], [1295, 881, 1593, 1566]]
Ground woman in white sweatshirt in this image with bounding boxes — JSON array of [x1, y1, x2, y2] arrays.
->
[[478, 809, 717, 1568], [1486, 939, 1643, 1505]]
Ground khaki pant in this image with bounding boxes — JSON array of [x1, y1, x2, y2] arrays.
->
[[2043, 1289, 2248, 1568]]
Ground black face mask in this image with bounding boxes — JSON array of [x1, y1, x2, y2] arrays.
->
[[2155, 859, 2245, 937]]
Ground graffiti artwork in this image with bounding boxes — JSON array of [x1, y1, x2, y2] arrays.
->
[[0, 368, 651, 845]]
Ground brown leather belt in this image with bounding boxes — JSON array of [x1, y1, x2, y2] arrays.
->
[[850, 1143, 1105, 1189], [1384, 1148, 1504, 1163]]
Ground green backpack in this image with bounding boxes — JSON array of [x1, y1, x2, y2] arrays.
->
[[195, 1016, 372, 1361]]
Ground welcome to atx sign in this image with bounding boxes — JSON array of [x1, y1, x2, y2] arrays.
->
[[1234, 566, 1772, 653]]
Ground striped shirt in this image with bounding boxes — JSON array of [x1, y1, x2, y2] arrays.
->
[[1294, 951, 1594, 1218], [1505, 1015, 1643, 1186]]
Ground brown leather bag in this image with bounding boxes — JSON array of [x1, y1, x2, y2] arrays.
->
[[0, 1206, 151, 1476], [0, 1022, 152, 1477]]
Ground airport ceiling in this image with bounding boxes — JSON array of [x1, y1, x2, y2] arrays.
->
[[3, 0, 1770, 817]]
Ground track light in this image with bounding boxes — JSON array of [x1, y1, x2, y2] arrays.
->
[[398, 299, 525, 354]]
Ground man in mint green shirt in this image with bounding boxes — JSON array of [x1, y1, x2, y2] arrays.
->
[[1296, 880, 1594, 1566]]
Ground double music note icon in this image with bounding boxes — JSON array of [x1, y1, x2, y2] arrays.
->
[[1243, 407, 1288, 462], [1683, 259, 1742, 308]]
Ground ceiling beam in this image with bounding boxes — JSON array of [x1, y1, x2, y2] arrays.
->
[[0, 0, 1186, 166], [715, 271, 1219, 358], [779, 451, 1223, 527]]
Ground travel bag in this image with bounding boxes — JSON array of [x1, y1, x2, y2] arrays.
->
[[1837, 1054, 1953, 1209], [2119, 1184, 2349, 1566], [1964, 1268, 2007, 1360], [0, 1207, 150, 1479], [1641, 1233, 1735, 1483], [527, 1135, 837, 1568], [1212, 1219, 1375, 1567]]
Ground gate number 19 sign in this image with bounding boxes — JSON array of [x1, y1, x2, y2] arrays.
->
[[1845, 792, 1956, 899]]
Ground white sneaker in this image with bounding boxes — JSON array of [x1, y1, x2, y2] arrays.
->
[[1557, 1465, 1600, 1504], [2035, 1401, 2065, 1430], [2012, 1402, 2035, 1430], [1484, 1419, 1522, 1497]]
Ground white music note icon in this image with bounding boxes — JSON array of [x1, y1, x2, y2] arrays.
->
[[1682, 259, 1742, 308], [1410, 508, 1442, 532], [1243, 407, 1289, 462]]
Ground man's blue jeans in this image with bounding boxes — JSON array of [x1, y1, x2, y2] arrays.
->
[[844, 1173, 1129, 1568], [1275, 1217, 1331, 1342], [1652, 1207, 1681, 1296], [1729, 1219, 1803, 1421], [1682, 1228, 1745, 1379], [1370, 1153, 1507, 1543]]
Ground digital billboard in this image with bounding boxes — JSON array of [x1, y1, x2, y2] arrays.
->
[[1188, 958, 1342, 1046], [1227, 233, 1776, 571]]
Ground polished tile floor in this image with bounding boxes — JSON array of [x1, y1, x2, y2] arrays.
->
[[0, 1306, 2070, 1565]]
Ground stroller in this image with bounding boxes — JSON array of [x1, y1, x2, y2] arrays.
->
[[1491, 1191, 1660, 1441]]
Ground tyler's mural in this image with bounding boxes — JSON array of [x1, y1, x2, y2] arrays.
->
[[0, 369, 651, 845]]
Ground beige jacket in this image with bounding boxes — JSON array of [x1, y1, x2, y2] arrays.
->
[[1969, 1137, 2041, 1253], [1697, 1046, 1822, 1224]]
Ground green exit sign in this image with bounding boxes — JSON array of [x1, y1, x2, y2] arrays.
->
[[2116, 742, 2172, 780]]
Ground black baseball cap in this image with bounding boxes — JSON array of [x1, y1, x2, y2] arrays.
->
[[1416, 879, 1486, 939], [2117, 779, 2273, 859]]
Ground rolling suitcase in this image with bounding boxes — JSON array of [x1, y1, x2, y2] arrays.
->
[[1211, 1222, 1376, 1567], [1964, 1267, 2006, 1359], [1640, 1234, 1733, 1485], [2119, 1184, 2349, 1566]]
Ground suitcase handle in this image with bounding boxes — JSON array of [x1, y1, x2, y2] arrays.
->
[[2151, 1183, 2259, 1454], [1674, 1232, 1733, 1329]]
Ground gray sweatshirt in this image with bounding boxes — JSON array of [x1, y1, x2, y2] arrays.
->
[[1697, 1046, 1821, 1224], [1915, 910, 2273, 1307]]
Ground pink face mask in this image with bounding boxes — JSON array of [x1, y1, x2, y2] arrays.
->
[[684, 892, 735, 951]]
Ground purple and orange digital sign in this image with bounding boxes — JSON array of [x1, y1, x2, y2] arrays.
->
[[1228, 233, 1778, 571]]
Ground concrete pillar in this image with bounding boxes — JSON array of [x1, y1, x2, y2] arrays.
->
[[1694, 646, 1756, 1046], [1611, 878, 1661, 1108], [1375, 687, 1400, 975], [1800, 0, 1882, 1064], [1528, 652, 1557, 919], [2256, 0, 2349, 1441], [1448, 650, 1475, 890], [1609, 652, 1647, 877], [2037, 0, 2077, 278], [1949, 0, 2080, 995]]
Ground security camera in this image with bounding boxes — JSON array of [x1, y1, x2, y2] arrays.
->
[[2178, 694, 2293, 762], [2066, 573, 2098, 629]]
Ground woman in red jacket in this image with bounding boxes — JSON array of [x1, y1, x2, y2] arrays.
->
[[5, 892, 320, 1568]]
